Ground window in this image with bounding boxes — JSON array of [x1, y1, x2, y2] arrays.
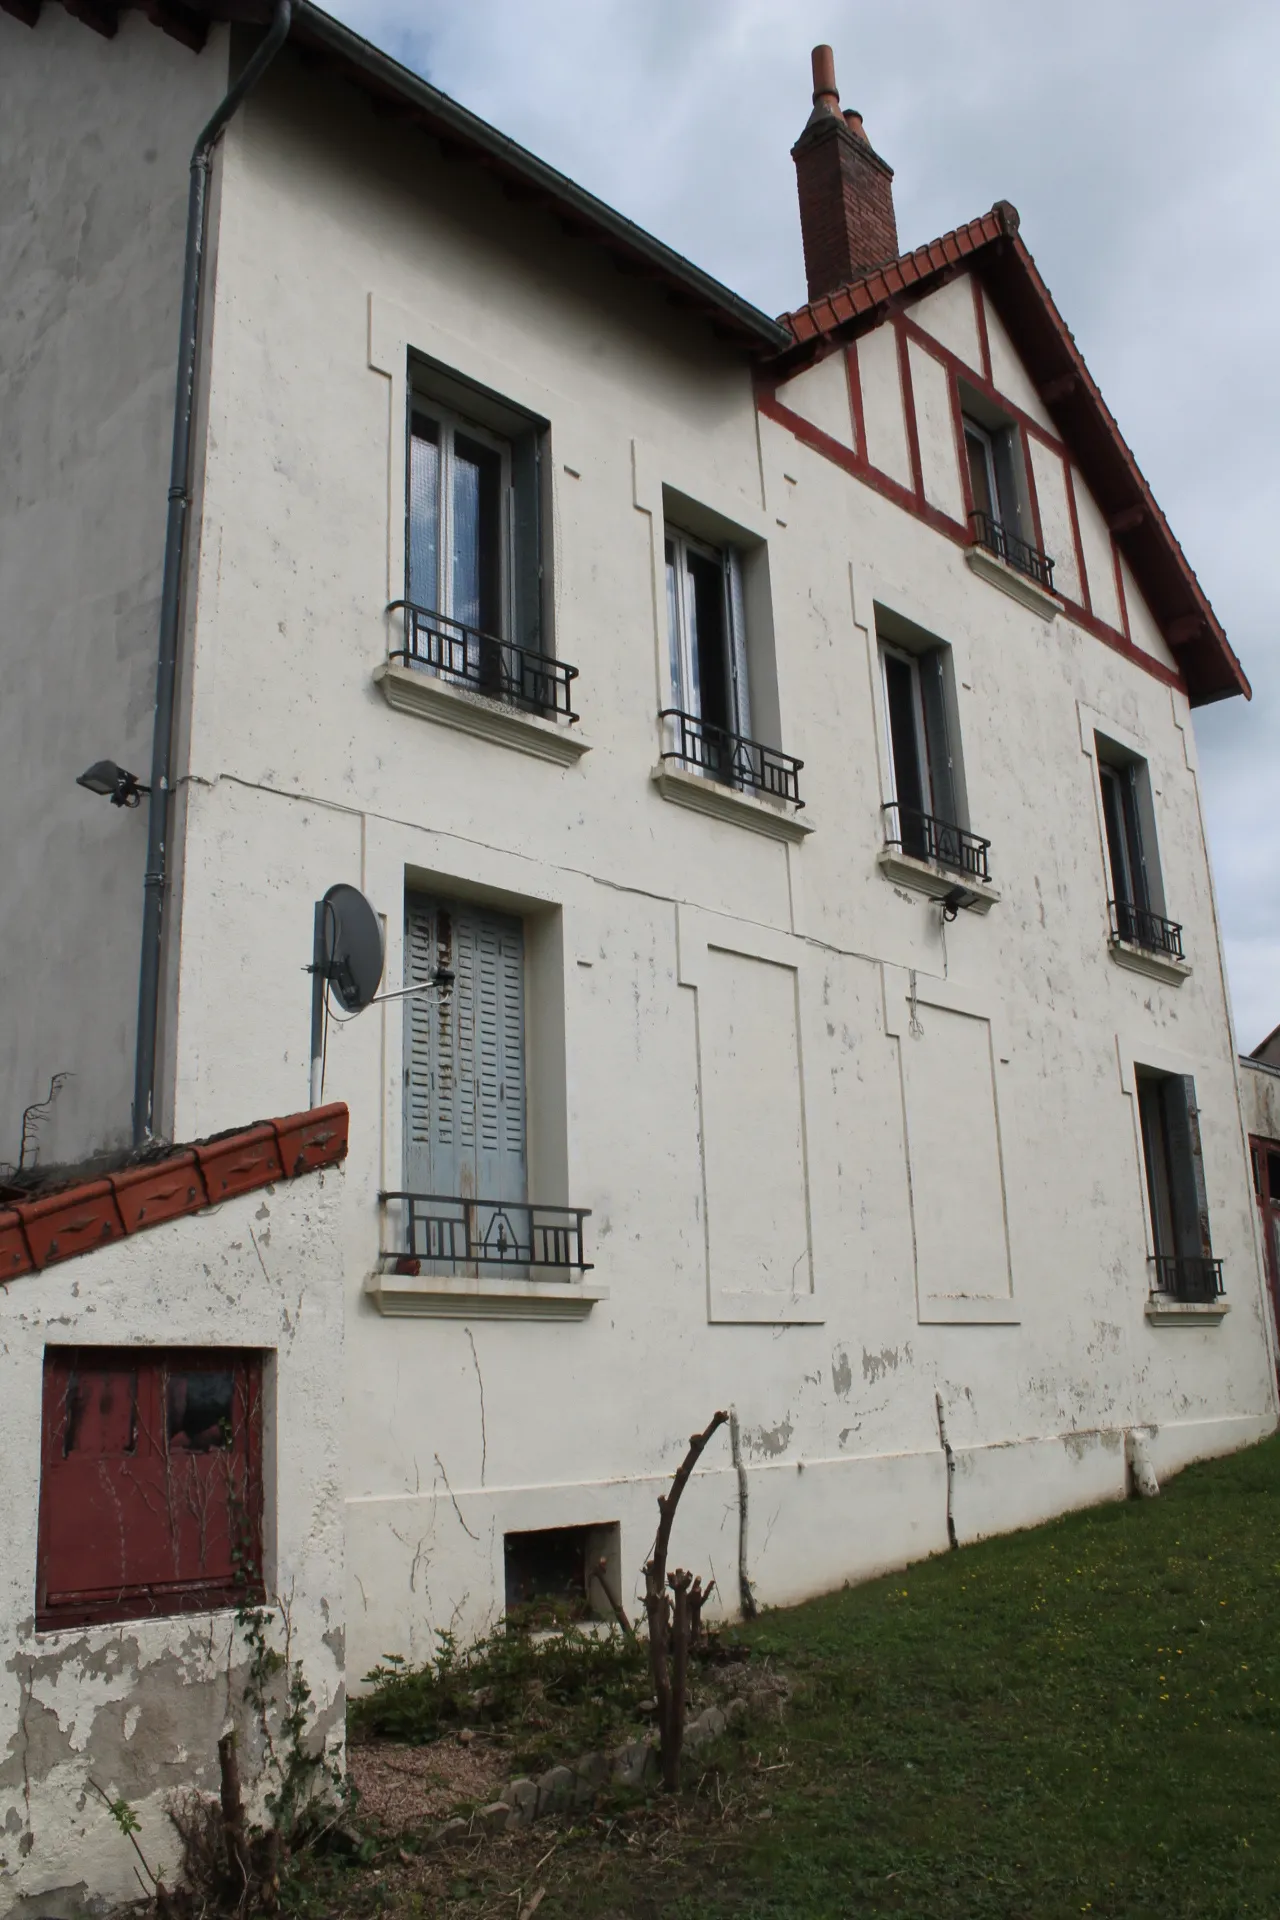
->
[[504, 1522, 621, 1626], [660, 527, 802, 805], [961, 404, 1053, 591], [1136, 1070, 1221, 1301], [879, 636, 988, 881], [36, 1348, 263, 1629], [399, 369, 575, 719], [1096, 739, 1182, 959], [386, 891, 590, 1281], [403, 892, 527, 1211], [665, 527, 749, 750]]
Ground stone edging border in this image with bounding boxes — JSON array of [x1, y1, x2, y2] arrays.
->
[[429, 1697, 750, 1843]]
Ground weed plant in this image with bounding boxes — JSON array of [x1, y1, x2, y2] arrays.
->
[[351, 1615, 651, 1772]]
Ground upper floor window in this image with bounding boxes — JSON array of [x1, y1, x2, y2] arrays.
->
[[394, 369, 579, 723], [879, 635, 989, 883], [1136, 1068, 1221, 1302], [409, 406, 507, 645], [660, 524, 802, 807], [1096, 738, 1183, 960], [961, 405, 1054, 593]]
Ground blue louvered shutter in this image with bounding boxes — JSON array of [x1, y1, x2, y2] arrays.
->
[[403, 895, 526, 1206]]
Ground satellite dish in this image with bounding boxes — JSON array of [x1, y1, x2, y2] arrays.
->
[[317, 883, 384, 1012]]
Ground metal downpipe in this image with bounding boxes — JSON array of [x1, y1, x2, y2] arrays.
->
[[133, 0, 293, 1144]]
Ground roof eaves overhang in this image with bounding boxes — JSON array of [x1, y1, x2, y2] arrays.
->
[[288, 5, 792, 354], [773, 208, 1250, 707], [4, 0, 791, 356]]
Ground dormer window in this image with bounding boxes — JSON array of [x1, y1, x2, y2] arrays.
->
[[961, 408, 1054, 594]]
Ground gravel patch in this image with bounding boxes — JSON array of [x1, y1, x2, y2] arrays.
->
[[350, 1733, 509, 1832]]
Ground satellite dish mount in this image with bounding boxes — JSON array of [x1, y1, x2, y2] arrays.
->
[[308, 884, 385, 1107]]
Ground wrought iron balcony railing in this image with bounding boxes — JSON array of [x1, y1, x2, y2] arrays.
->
[[380, 1192, 592, 1273], [882, 803, 991, 883], [1150, 1255, 1224, 1303], [387, 601, 580, 723], [968, 509, 1056, 594], [659, 709, 804, 807], [1109, 899, 1185, 962]]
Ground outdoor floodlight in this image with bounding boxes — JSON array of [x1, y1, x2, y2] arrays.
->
[[76, 760, 150, 809], [941, 884, 975, 922]]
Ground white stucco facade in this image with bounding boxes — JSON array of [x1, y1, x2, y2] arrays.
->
[[0, 1164, 346, 1915], [2, 12, 1277, 1906]]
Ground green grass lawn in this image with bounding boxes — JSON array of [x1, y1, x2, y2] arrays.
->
[[709, 1431, 1280, 1920], [308, 1433, 1280, 1920]]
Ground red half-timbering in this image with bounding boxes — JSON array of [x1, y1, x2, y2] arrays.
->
[[765, 206, 1249, 709], [36, 1347, 265, 1629]]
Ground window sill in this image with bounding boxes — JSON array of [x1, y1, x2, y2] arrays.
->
[[374, 661, 591, 767], [1145, 1297, 1229, 1326], [917, 1296, 1020, 1326], [965, 545, 1061, 621], [364, 1269, 607, 1320], [1108, 938, 1191, 987], [877, 847, 1000, 914], [650, 764, 813, 845]]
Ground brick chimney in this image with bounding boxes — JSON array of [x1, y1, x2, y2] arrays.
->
[[791, 46, 899, 303]]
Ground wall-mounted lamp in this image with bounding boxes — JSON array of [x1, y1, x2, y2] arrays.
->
[[941, 884, 976, 922], [76, 760, 151, 809]]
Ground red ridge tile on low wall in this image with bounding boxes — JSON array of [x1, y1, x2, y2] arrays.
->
[[110, 1151, 208, 1232], [8, 1103, 349, 1279], [20, 1180, 125, 1269], [271, 1103, 349, 1179], [0, 1210, 33, 1281]]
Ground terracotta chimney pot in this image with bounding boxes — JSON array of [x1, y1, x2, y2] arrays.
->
[[791, 46, 899, 302]]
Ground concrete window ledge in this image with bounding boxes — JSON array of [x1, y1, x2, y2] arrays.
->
[[651, 764, 814, 845], [365, 1270, 607, 1321], [965, 545, 1061, 621], [1145, 1297, 1230, 1326], [877, 847, 1001, 914], [374, 661, 591, 768], [917, 1297, 1020, 1326], [1108, 938, 1192, 987]]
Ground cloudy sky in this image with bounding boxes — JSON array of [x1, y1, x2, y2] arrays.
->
[[329, 0, 1280, 1046]]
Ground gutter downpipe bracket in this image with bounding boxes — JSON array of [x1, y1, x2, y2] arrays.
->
[[133, 0, 294, 1144]]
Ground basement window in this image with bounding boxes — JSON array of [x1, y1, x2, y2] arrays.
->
[[503, 1522, 621, 1628], [36, 1348, 264, 1630]]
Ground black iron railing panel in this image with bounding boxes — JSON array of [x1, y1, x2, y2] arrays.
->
[[1151, 1255, 1224, 1303], [882, 803, 991, 883], [387, 601, 580, 723], [1109, 899, 1185, 961], [659, 709, 804, 807], [380, 1193, 592, 1273], [969, 510, 1055, 594]]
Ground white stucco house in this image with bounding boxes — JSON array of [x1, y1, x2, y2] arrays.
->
[[3, 3, 1277, 1907]]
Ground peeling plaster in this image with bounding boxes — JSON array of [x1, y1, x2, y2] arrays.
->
[[746, 1416, 794, 1458], [862, 1346, 901, 1385]]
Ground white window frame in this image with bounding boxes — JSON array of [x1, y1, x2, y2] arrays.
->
[[664, 526, 751, 741], [962, 416, 1000, 522], [880, 642, 934, 817], [407, 397, 514, 640]]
